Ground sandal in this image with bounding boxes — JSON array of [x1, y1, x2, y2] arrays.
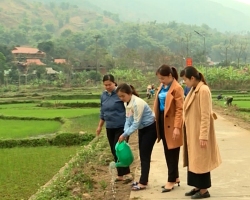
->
[[131, 185, 146, 191], [131, 181, 139, 186], [115, 177, 124, 182], [115, 175, 133, 183], [123, 177, 133, 184]]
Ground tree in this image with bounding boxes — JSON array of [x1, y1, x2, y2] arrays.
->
[[45, 23, 55, 33], [0, 52, 8, 85], [61, 29, 72, 37], [38, 41, 54, 56]]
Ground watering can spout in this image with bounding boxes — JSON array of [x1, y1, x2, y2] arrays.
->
[[115, 141, 134, 168]]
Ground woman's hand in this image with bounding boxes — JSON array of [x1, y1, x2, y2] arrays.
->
[[200, 139, 208, 148], [96, 126, 102, 136], [172, 128, 180, 140], [118, 135, 125, 142]]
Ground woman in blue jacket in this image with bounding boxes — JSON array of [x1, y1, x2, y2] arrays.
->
[[96, 74, 132, 182]]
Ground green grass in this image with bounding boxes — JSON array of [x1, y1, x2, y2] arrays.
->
[[232, 101, 250, 108], [44, 99, 100, 103], [62, 113, 100, 134], [0, 146, 79, 200], [0, 108, 99, 118], [214, 100, 250, 108], [0, 119, 61, 139], [0, 103, 38, 108]]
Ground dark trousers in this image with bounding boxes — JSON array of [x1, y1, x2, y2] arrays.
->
[[159, 112, 180, 182], [138, 122, 157, 185], [188, 171, 211, 189], [106, 127, 130, 176]]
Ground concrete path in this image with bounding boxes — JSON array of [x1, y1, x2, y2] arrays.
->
[[130, 114, 250, 200]]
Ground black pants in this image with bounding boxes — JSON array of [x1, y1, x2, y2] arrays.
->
[[138, 122, 157, 185], [106, 127, 130, 176], [188, 171, 211, 189], [159, 112, 180, 182], [183, 124, 211, 189]]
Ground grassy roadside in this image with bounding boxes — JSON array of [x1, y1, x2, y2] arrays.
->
[[213, 101, 250, 130]]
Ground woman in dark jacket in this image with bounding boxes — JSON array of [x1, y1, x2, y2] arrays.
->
[[96, 74, 132, 182]]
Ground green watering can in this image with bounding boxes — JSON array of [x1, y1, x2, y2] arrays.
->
[[114, 141, 134, 168]]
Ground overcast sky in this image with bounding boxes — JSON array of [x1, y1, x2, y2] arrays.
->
[[236, 0, 250, 4]]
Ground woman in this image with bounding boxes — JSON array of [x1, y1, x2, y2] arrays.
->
[[96, 74, 132, 182], [181, 67, 222, 199], [117, 83, 157, 191], [153, 64, 184, 193]]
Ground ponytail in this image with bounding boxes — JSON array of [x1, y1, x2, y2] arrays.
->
[[116, 83, 140, 97], [180, 67, 208, 86], [156, 64, 178, 80], [198, 72, 207, 85], [129, 85, 139, 97], [171, 67, 178, 81]]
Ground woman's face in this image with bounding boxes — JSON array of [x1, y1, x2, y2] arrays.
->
[[117, 91, 132, 103], [157, 73, 173, 85], [103, 80, 116, 93], [182, 75, 195, 88]]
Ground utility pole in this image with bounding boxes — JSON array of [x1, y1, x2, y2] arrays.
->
[[94, 35, 100, 76], [184, 33, 192, 58], [194, 30, 207, 77]]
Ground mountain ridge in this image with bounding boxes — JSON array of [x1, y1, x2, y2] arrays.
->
[[61, 0, 250, 32]]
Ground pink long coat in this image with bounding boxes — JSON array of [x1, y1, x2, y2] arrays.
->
[[183, 81, 222, 173]]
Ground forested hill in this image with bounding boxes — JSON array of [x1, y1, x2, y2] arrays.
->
[[0, 0, 117, 34], [0, 0, 249, 67], [33, 0, 250, 32], [1, 0, 250, 35]]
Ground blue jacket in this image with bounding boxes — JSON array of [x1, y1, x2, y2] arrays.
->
[[100, 90, 126, 129]]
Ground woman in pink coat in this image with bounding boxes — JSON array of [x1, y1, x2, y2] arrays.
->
[[181, 67, 222, 199]]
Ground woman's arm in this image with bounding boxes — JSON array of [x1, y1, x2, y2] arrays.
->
[[199, 86, 211, 140], [96, 94, 105, 136], [96, 119, 105, 136], [174, 86, 184, 129], [122, 100, 145, 137]]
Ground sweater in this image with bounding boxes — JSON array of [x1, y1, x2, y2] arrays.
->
[[122, 94, 155, 137]]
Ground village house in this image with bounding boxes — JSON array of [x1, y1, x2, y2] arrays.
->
[[26, 59, 46, 66], [12, 47, 46, 60], [12, 47, 60, 75], [54, 59, 67, 64]]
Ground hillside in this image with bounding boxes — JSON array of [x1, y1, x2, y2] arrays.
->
[[0, 0, 116, 34], [38, 0, 250, 32], [2, 0, 249, 33]]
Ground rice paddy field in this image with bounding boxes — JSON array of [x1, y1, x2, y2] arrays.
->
[[212, 92, 250, 120], [0, 96, 100, 200], [0, 89, 249, 200]]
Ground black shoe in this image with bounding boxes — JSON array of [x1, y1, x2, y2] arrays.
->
[[162, 187, 174, 193], [185, 188, 200, 196], [191, 191, 210, 199], [161, 181, 180, 188]]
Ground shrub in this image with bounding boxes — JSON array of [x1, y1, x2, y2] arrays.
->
[[52, 133, 95, 146], [0, 133, 95, 148]]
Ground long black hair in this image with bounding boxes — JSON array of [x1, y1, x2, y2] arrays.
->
[[116, 83, 139, 97], [180, 67, 207, 85], [156, 64, 178, 81]]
